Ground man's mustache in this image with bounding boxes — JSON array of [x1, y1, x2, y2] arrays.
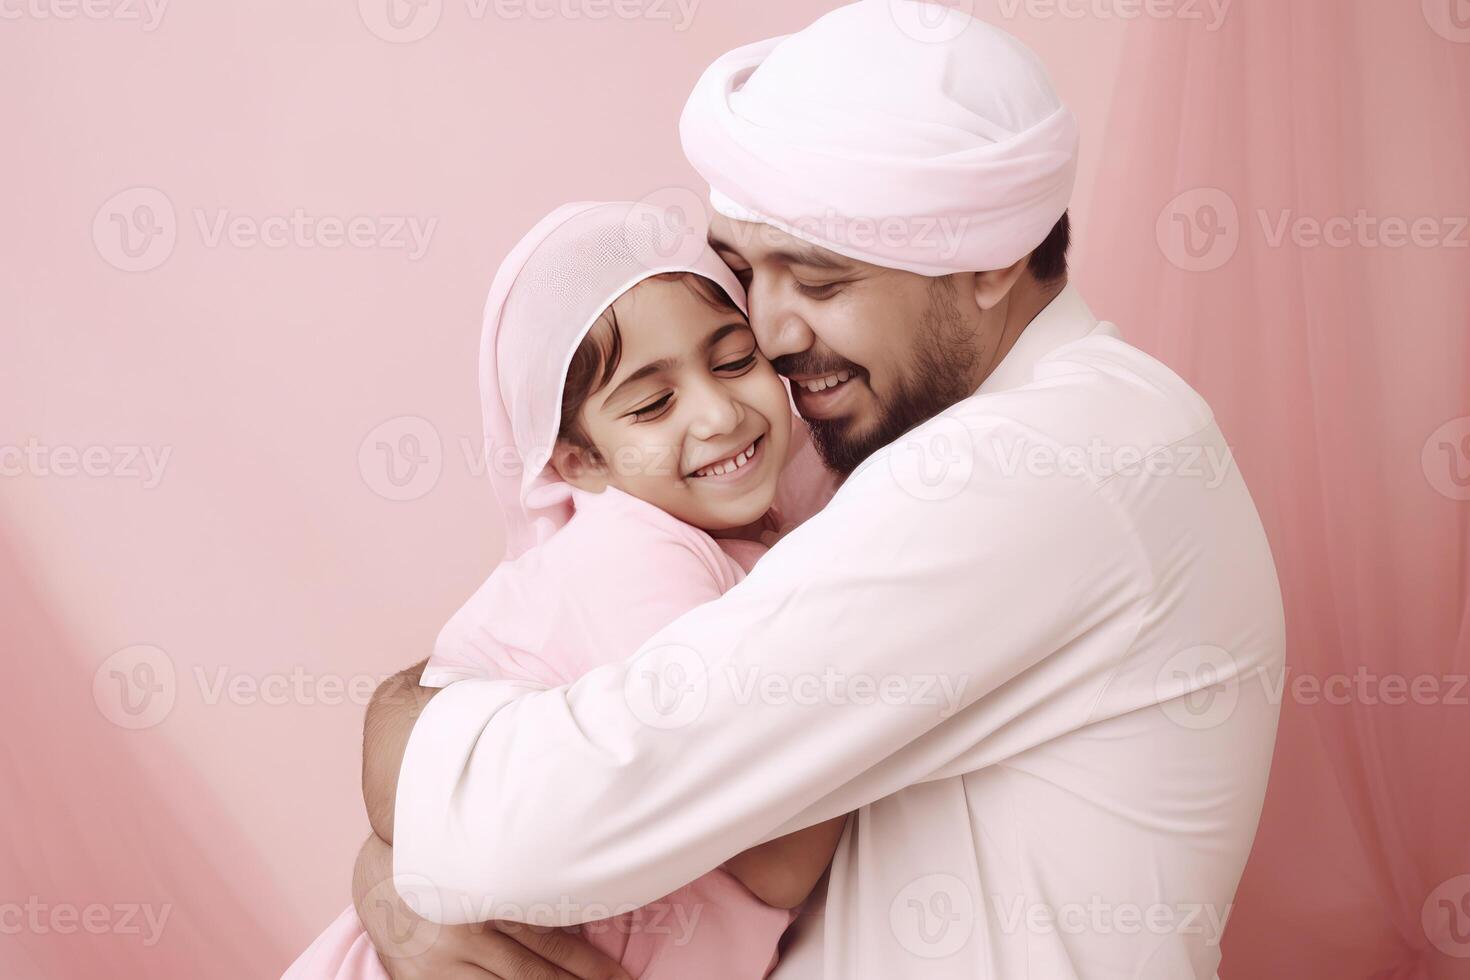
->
[[771, 352, 865, 379]]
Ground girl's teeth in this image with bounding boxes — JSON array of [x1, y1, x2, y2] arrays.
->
[[696, 440, 758, 478]]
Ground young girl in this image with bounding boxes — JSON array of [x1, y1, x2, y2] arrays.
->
[[284, 201, 841, 980]]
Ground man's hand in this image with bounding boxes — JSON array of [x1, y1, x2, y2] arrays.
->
[[362, 660, 437, 843], [354, 833, 633, 980]]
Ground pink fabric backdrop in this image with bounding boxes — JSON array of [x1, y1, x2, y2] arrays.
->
[[2, 2, 1465, 978], [1075, 2, 1470, 977]]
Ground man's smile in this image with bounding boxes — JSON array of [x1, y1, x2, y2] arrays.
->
[[787, 367, 867, 421]]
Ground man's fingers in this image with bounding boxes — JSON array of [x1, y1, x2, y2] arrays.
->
[[443, 965, 501, 980], [454, 926, 582, 980], [493, 921, 633, 980]]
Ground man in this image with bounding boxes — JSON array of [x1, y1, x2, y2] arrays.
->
[[354, 4, 1283, 978]]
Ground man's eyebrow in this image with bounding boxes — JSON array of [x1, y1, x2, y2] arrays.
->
[[772, 245, 851, 271], [707, 233, 848, 272]]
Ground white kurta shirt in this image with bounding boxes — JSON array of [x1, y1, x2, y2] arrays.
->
[[394, 286, 1285, 979]]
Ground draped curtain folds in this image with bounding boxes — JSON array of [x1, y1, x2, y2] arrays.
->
[[0, 527, 292, 980], [1075, 2, 1470, 977]]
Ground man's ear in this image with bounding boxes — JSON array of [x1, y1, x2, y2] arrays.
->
[[550, 441, 608, 493], [971, 255, 1030, 312]]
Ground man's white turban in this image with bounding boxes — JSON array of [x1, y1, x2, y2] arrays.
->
[[679, 1, 1079, 276]]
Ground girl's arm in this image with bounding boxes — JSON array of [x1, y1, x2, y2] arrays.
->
[[722, 814, 849, 909]]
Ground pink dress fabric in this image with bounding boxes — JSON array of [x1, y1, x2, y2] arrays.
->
[[428, 485, 793, 976], [283, 489, 796, 980]]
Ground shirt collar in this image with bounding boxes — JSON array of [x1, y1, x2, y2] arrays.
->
[[976, 283, 1100, 396]]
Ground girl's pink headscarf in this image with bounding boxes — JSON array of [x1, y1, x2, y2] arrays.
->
[[480, 201, 748, 560]]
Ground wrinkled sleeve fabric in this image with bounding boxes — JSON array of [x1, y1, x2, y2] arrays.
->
[[394, 413, 1148, 925]]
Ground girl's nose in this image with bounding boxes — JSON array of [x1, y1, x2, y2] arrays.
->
[[685, 379, 743, 441]]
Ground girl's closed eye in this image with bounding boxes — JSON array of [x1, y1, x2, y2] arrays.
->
[[628, 392, 673, 422], [715, 353, 758, 375]]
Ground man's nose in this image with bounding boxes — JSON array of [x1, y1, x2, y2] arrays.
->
[[748, 282, 816, 362]]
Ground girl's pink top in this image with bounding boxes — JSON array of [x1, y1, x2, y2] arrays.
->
[[283, 485, 796, 980]]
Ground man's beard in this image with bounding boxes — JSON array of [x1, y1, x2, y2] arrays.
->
[[804, 282, 982, 477]]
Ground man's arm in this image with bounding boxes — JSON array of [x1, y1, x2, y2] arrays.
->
[[362, 659, 437, 844], [392, 424, 1151, 923], [365, 661, 847, 910]]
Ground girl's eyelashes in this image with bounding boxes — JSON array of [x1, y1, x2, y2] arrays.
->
[[627, 392, 673, 422], [714, 353, 758, 375], [621, 346, 758, 423]]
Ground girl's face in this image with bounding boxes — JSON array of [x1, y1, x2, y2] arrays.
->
[[555, 275, 792, 532]]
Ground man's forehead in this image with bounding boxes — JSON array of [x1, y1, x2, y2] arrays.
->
[[706, 214, 853, 270]]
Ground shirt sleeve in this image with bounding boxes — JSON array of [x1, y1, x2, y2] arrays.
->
[[393, 418, 1148, 925]]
